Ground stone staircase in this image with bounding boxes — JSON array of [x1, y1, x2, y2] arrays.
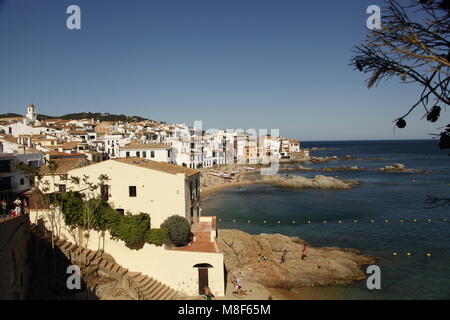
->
[[31, 225, 178, 300]]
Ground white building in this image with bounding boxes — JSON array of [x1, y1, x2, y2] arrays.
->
[[0, 151, 44, 197], [99, 134, 129, 158], [118, 143, 173, 163], [25, 104, 37, 123], [35, 156, 224, 297]]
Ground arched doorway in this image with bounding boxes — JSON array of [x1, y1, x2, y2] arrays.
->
[[193, 263, 213, 295]]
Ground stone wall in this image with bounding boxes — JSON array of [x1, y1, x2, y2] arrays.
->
[[0, 214, 32, 299]]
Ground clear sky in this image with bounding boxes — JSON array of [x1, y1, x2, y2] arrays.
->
[[0, 0, 444, 141]]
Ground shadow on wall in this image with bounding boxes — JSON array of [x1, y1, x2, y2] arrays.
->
[[26, 230, 99, 300], [0, 214, 32, 300]]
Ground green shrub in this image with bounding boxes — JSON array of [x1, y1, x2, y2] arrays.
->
[[83, 199, 111, 231], [53, 192, 169, 248], [145, 228, 169, 246], [114, 213, 151, 247], [103, 207, 122, 239], [58, 192, 84, 228], [161, 215, 191, 246]]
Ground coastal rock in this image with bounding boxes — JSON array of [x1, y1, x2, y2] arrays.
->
[[343, 179, 360, 186], [393, 163, 406, 169], [218, 229, 376, 289], [379, 163, 428, 173], [261, 175, 354, 190], [320, 165, 363, 172]]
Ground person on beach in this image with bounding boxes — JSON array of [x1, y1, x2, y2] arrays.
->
[[301, 245, 308, 261], [280, 250, 288, 264], [203, 286, 214, 300], [232, 280, 245, 296]]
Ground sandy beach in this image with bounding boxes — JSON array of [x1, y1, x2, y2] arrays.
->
[[200, 164, 264, 197]]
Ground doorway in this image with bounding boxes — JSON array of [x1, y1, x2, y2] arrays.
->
[[193, 263, 213, 295]]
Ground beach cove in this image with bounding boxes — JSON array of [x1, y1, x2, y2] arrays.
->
[[202, 140, 450, 300]]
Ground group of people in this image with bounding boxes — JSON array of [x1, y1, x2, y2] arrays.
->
[[0, 198, 27, 218], [257, 254, 269, 263], [279, 245, 308, 264], [203, 246, 310, 300]]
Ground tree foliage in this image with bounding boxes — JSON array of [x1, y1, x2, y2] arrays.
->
[[351, 0, 450, 147], [47, 192, 168, 247], [110, 213, 151, 247], [161, 215, 191, 246], [145, 228, 170, 247]]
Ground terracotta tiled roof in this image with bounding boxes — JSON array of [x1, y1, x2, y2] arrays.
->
[[40, 158, 89, 174], [0, 134, 19, 144], [172, 218, 220, 253], [113, 157, 199, 177], [61, 141, 81, 150], [68, 130, 88, 135], [43, 151, 85, 158]]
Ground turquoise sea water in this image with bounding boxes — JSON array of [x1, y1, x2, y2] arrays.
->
[[201, 140, 450, 300]]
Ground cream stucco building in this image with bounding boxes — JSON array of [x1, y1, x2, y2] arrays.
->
[[64, 157, 200, 227], [35, 157, 225, 297]]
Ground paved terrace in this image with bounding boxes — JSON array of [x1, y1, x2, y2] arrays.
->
[[171, 216, 221, 253]]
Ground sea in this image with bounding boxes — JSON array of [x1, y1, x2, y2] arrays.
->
[[201, 140, 450, 300]]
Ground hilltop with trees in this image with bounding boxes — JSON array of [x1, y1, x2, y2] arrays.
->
[[0, 112, 151, 122]]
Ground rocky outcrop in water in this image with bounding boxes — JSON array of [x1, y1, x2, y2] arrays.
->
[[319, 165, 365, 172], [379, 163, 429, 173], [218, 229, 376, 289], [260, 175, 355, 190]]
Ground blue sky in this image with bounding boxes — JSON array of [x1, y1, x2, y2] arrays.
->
[[0, 0, 444, 140]]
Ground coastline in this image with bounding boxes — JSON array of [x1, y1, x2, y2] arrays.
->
[[201, 180, 258, 198]]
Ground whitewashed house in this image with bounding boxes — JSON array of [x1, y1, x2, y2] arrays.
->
[[118, 143, 173, 163]]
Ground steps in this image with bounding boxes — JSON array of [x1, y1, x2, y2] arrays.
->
[[31, 224, 178, 300]]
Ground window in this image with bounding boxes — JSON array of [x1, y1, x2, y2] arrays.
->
[[150, 151, 155, 158], [0, 160, 11, 173], [28, 160, 39, 167], [136, 151, 140, 157], [195, 179, 199, 198], [116, 209, 125, 215], [126, 152, 130, 157], [20, 178, 25, 185], [168, 150, 171, 157], [142, 151, 146, 158], [58, 184, 66, 193], [129, 186, 137, 197]]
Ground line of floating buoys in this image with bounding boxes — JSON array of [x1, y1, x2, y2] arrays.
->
[[392, 252, 433, 257], [218, 218, 449, 224], [411, 179, 450, 186]]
